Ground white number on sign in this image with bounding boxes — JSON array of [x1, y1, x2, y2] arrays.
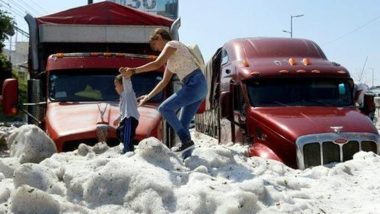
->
[[127, 0, 141, 8], [127, 0, 157, 9], [143, 0, 156, 9]]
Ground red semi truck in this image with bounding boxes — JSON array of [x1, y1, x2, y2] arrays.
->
[[2, 1, 181, 151], [196, 37, 379, 169]]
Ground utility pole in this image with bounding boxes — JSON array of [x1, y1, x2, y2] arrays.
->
[[358, 56, 368, 83], [370, 68, 375, 87], [283, 14, 304, 38], [88, 0, 93, 4]]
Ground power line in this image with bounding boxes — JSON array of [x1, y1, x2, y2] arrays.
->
[[14, 26, 29, 38], [18, 0, 44, 16], [359, 56, 368, 82], [28, 0, 49, 14], [0, 0, 31, 33], [8, 0, 35, 15], [0, 1, 28, 29], [0, 0, 26, 17], [322, 14, 380, 46]]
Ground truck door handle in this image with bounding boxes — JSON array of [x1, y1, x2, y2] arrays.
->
[[257, 133, 267, 141], [255, 128, 267, 141]]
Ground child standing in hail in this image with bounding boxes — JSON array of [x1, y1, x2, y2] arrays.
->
[[113, 74, 139, 153]]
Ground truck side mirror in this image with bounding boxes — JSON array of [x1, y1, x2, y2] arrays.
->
[[2, 78, 19, 116], [361, 93, 376, 118], [220, 91, 231, 118]]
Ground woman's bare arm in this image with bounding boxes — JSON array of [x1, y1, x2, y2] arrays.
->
[[120, 45, 176, 77], [138, 69, 174, 106]]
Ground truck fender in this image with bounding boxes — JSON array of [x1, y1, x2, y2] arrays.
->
[[248, 142, 283, 163], [2, 78, 18, 116]]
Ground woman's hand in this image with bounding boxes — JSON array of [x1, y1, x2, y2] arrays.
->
[[137, 95, 150, 106], [113, 118, 120, 126], [136, 69, 173, 107], [119, 67, 134, 78]]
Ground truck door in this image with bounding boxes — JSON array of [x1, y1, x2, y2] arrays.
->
[[218, 49, 235, 143], [231, 82, 248, 144]]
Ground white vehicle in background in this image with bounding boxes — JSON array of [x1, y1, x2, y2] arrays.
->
[[369, 86, 380, 97]]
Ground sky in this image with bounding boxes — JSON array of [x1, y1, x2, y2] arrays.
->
[[1, 125, 380, 213], [2, 0, 380, 86]]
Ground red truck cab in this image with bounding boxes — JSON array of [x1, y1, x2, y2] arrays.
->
[[196, 37, 379, 169], [44, 53, 166, 151]]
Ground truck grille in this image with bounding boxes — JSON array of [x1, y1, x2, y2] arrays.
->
[[296, 133, 380, 169]]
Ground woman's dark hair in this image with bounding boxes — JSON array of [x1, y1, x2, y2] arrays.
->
[[150, 28, 172, 41]]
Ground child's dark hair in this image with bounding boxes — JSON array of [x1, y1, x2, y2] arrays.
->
[[115, 74, 123, 84], [150, 28, 172, 41]]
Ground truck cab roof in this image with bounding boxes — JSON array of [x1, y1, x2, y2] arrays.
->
[[36, 1, 173, 26], [222, 37, 350, 80]]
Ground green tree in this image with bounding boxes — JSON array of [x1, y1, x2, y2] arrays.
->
[[0, 9, 15, 51], [0, 9, 15, 87]]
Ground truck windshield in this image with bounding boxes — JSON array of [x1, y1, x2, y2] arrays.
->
[[246, 78, 353, 107], [49, 71, 164, 102]]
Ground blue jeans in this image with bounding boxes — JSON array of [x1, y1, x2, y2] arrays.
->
[[159, 69, 207, 144], [116, 117, 138, 153]]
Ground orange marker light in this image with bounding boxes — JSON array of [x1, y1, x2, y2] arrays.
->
[[104, 53, 112, 57], [302, 58, 311, 65], [55, 53, 64, 58], [311, 70, 320, 73], [236, 60, 249, 68], [11, 107, 17, 115], [242, 59, 249, 67], [337, 70, 346, 74], [296, 70, 306, 73], [289, 58, 297, 66]]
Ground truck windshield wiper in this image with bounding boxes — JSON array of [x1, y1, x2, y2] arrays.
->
[[306, 100, 331, 106], [273, 101, 289, 106]]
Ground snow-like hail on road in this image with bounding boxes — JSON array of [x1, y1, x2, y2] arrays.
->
[[1, 125, 380, 214]]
